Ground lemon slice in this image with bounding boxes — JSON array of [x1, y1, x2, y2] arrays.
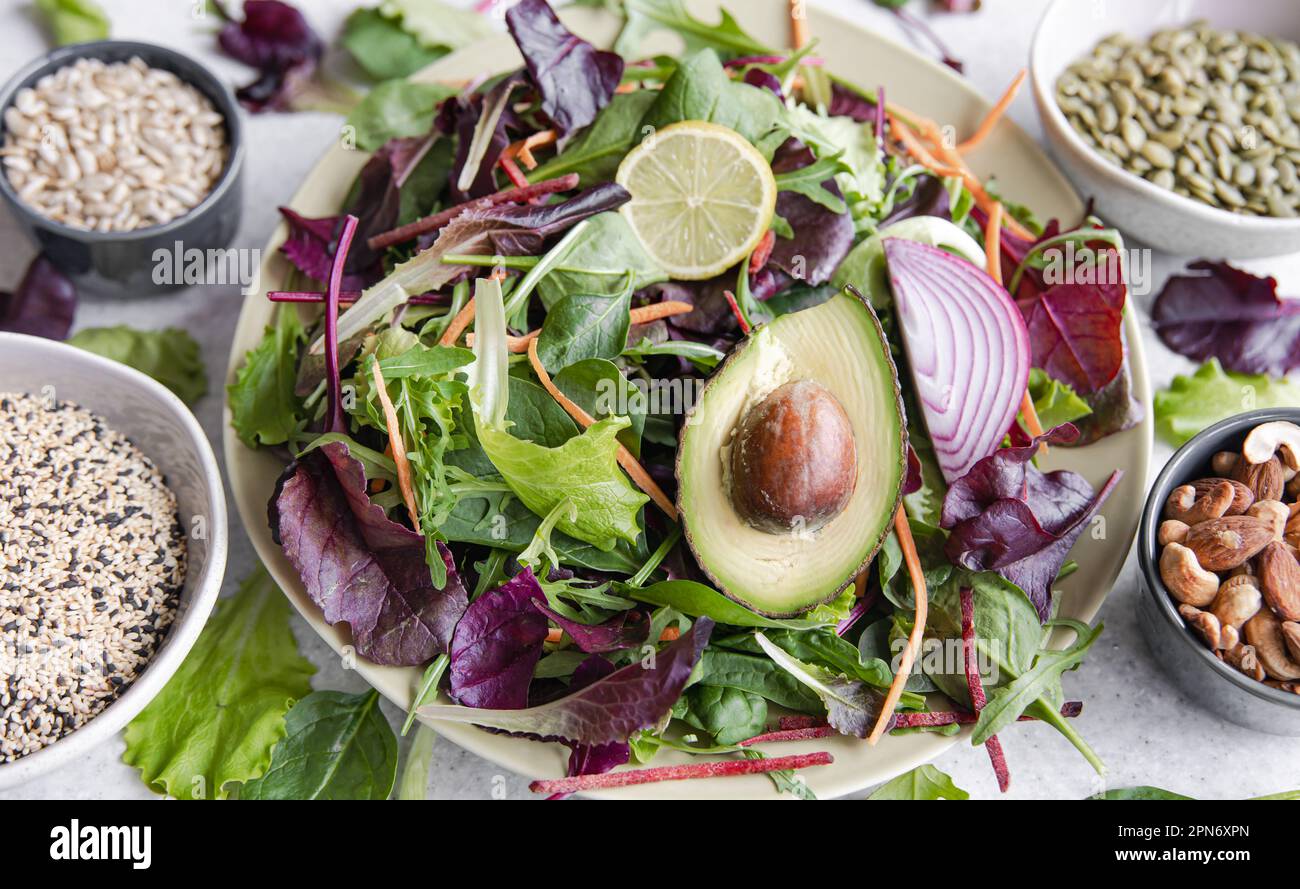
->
[[616, 120, 777, 281]]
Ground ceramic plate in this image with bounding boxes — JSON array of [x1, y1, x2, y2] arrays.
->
[[224, 0, 1153, 799]]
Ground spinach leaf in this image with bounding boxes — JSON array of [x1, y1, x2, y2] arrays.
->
[[614, 0, 771, 58], [536, 286, 632, 373], [868, 765, 969, 800], [1088, 786, 1194, 801], [554, 358, 646, 457], [70, 325, 207, 405], [35, 0, 108, 46], [620, 579, 835, 630], [641, 50, 786, 156], [694, 649, 822, 713], [241, 690, 398, 800], [759, 628, 893, 689], [122, 567, 316, 799], [346, 80, 455, 151], [228, 305, 306, 448], [530, 90, 658, 187], [341, 7, 446, 81], [536, 212, 667, 307], [676, 685, 766, 746]]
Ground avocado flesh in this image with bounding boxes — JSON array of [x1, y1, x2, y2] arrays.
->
[[677, 289, 906, 618]]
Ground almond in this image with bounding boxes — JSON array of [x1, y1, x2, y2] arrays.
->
[[1191, 477, 1254, 515], [1257, 540, 1300, 621], [1232, 454, 1283, 502], [1183, 515, 1273, 571]]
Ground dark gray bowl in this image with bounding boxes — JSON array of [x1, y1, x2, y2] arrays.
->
[[1137, 408, 1300, 736], [0, 41, 244, 297]]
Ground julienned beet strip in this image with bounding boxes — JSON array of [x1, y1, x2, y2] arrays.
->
[[529, 752, 833, 794], [774, 703, 1083, 733], [960, 586, 1011, 793], [366, 173, 581, 251], [267, 291, 444, 305], [738, 726, 837, 746]]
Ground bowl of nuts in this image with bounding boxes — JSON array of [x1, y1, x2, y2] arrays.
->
[[1030, 0, 1300, 258], [1138, 409, 1300, 736], [0, 41, 244, 297]]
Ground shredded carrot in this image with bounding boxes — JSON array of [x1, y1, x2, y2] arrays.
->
[[439, 297, 477, 346], [722, 289, 751, 334], [1020, 390, 1046, 439], [506, 130, 557, 171], [466, 329, 539, 353], [867, 508, 929, 745], [985, 203, 1048, 448], [615, 81, 638, 94], [957, 68, 1027, 153], [547, 626, 680, 645], [853, 572, 867, 598], [788, 0, 809, 49], [370, 359, 420, 529], [527, 337, 678, 520]]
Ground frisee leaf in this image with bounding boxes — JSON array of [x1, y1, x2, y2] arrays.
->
[[228, 305, 306, 448]]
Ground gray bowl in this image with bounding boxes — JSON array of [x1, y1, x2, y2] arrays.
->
[[0, 41, 244, 298], [1137, 408, 1300, 736], [0, 332, 227, 790]]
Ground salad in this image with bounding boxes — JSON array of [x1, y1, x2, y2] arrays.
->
[[230, 0, 1141, 797]]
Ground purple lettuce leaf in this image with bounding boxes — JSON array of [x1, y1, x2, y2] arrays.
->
[[218, 0, 323, 112], [1152, 260, 1300, 376], [881, 175, 951, 226], [1017, 274, 1126, 395], [505, 0, 623, 142], [768, 139, 854, 286], [533, 601, 650, 654], [554, 656, 630, 798], [940, 426, 1122, 620], [269, 440, 468, 665], [0, 254, 76, 340], [438, 75, 525, 203], [421, 182, 630, 255], [449, 568, 549, 709], [743, 68, 783, 98], [828, 82, 878, 122], [418, 617, 715, 746]]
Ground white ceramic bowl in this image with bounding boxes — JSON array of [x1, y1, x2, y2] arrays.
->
[[1031, 0, 1300, 258], [0, 332, 227, 791]]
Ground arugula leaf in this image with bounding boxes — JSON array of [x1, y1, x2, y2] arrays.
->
[[529, 90, 658, 186], [1028, 367, 1092, 431], [641, 49, 786, 155], [377, 0, 493, 51], [536, 286, 632, 373], [1155, 359, 1300, 446], [621, 579, 836, 630], [774, 152, 852, 214], [403, 653, 449, 735], [122, 567, 316, 799], [35, 0, 109, 46], [240, 690, 398, 800], [346, 80, 456, 151], [229, 305, 306, 448], [341, 7, 446, 81], [614, 0, 771, 58], [69, 325, 207, 405], [868, 765, 969, 800]]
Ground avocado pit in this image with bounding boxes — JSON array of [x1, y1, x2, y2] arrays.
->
[[729, 379, 857, 534]]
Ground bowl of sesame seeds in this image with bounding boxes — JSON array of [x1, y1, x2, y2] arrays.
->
[[0, 41, 244, 297], [0, 332, 226, 790]]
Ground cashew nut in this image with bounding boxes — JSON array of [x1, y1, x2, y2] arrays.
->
[[1225, 643, 1266, 682], [1248, 499, 1288, 540], [1241, 420, 1300, 468], [1160, 542, 1220, 606], [1158, 519, 1189, 545], [1243, 608, 1300, 680], [1211, 575, 1263, 631], [1164, 482, 1233, 524], [1283, 621, 1300, 664], [1211, 451, 1238, 476], [1264, 679, 1300, 694]]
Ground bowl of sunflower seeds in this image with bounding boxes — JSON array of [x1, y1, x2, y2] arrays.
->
[[1031, 0, 1300, 258], [0, 332, 227, 790]]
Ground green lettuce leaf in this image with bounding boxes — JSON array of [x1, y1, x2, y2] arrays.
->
[[614, 0, 771, 58], [69, 325, 206, 405], [1155, 359, 1300, 446], [122, 567, 316, 799], [377, 0, 493, 50], [240, 690, 398, 800], [868, 765, 969, 800], [1028, 367, 1092, 431], [228, 305, 306, 449], [341, 7, 447, 81], [346, 80, 457, 151], [35, 0, 109, 46]]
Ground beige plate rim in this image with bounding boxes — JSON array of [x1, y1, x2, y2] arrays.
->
[[224, 0, 1154, 799]]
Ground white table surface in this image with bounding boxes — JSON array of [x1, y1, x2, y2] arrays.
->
[[1, 0, 1296, 801]]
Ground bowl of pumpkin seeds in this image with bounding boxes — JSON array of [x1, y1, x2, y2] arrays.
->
[[1031, 1, 1300, 258]]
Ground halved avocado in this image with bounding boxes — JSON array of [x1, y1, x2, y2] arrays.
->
[[676, 288, 907, 617]]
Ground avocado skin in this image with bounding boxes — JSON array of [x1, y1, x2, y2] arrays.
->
[[673, 284, 909, 619]]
